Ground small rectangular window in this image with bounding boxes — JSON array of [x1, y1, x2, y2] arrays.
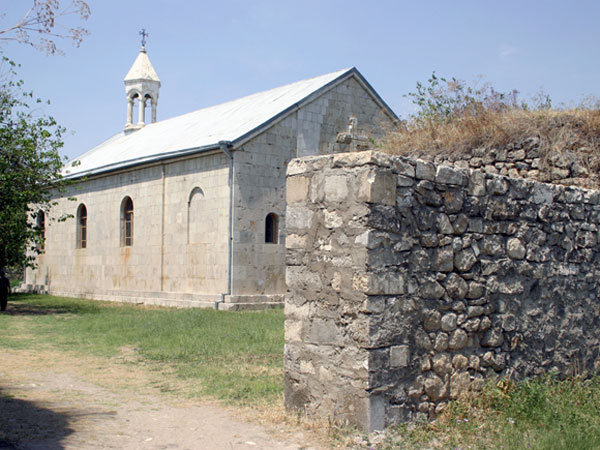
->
[[265, 213, 278, 244]]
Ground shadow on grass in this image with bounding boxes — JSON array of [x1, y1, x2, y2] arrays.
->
[[3, 294, 101, 316]]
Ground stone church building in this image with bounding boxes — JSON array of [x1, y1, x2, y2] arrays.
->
[[24, 46, 398, 309]]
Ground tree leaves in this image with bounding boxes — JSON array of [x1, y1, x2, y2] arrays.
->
[[0, 57, 71, 269]]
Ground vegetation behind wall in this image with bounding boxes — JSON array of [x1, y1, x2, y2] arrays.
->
[[383, 73, 600, 189]]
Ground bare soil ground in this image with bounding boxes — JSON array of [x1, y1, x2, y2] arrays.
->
[[0, 347, 325, 450]]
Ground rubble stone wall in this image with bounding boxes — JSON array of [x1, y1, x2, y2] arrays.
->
[[408, 137, 599, 189], [284, 150, 600, 431]]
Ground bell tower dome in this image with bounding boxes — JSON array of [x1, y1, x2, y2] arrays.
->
[[124, 29, 160, 132]]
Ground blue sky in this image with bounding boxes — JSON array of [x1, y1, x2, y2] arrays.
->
[[2, 0, 599, 160]]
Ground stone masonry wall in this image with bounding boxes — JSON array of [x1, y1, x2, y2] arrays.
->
[[408, 137, 600, 189], [284, 150, 600, 431]]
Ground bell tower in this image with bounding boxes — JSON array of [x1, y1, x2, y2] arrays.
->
[[124, 29, 160, 132]]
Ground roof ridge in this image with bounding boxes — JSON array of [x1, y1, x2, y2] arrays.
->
[[64, 67, 392, 179]]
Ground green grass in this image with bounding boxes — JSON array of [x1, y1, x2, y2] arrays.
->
[[374, 376, 600, 450], [4, 294, 599, 448], [0, 294, 284, 404]]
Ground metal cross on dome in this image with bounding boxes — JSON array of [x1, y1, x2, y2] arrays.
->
[[139, 29, 148, 47]]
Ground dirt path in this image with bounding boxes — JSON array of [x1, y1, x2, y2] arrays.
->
[[0, 348, 325, 450]]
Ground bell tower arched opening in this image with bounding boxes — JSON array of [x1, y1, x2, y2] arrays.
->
[[124, 34, 161, 133]]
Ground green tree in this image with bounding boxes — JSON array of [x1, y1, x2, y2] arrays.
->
[[0, 2, 90, 270], [406, 72, 522, 125], [0, 57, 71, 269]]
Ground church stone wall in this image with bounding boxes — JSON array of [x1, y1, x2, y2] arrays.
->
[[284, 150, 600, 431], [26, 152, 231, 307], [228, 76, 397, 308], [296, 76, 392, 157]]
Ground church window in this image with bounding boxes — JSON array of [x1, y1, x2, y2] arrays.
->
[[36, 210, 46, 249], [77, 204, 87, 249], [121, 197, 134, 246], [187, 187, 205, 244], [265, 213, 278, 244]]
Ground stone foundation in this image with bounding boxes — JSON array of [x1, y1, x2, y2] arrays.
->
[[16, 284, 283, 310], [284, 150, 600, 431]]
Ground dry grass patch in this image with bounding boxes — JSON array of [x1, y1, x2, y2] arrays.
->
[[381, 72, 600, 188], [385, 109, 600, 157]]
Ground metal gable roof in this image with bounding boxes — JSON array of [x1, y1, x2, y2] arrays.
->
[[63, 67, 397, 179]]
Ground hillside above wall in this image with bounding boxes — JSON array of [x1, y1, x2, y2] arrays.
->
[[383, 110, 600, 189]]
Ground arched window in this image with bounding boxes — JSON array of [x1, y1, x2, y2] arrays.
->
[[121, 197, 134, 246], [265, 213, 278, 244], [36, 210, 46, 249], [187, 187, 204, 244], [77, 204, 87, 249]]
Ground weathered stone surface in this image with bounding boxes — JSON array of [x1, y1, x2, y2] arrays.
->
[[440, 313, 457, 332], [287, 205, 314, 230], [433, 333, 449, 352], [424, 374, 447, 401], [286, 176, 310, 204], [479, 316, 492, 332], [437, 214, 454, 234], [454, 248, 477, 272], [506, 238, 526, 259], [487, 177, 508, 195], [485, 199, 519, 220], [467, 306, 484, 318], [436, 165, 467, 186], [416, 331, 433, 351], [444, 273, 468, 299], [435, 246, 454, 272], [432, 353, 452, 376], [421, 233, 438, 248], [533, 183, 554, 204], [309, 318, 342, 345], [361, 272, 406, 295], [448, 329, 468, 350], [462, 319, 481, 333], [416, 181, 442, 206], [390, 345, 410, 368], [424, 310, 442, 331], [285, 150, 600, 432], [452, 214, 469, 234], [393, 158, 416, 177], [482, 235, 504, 256], [408, 380, 424, 400], [468, 171, 486, 196], [421, 280, 446, 299], [481, 328, 504, 347], [452, 301, 466, 313], [466, 282, 484, 299], [450, 371, 471, 399], [415, 160, 435, 181], [286, 233, 307, 249], [442, 190, 464, 214], [452, 355, 469, 370], [324, 210, 343, 228], [324, 175, 349, 202], [357, 168, 396, 205]]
